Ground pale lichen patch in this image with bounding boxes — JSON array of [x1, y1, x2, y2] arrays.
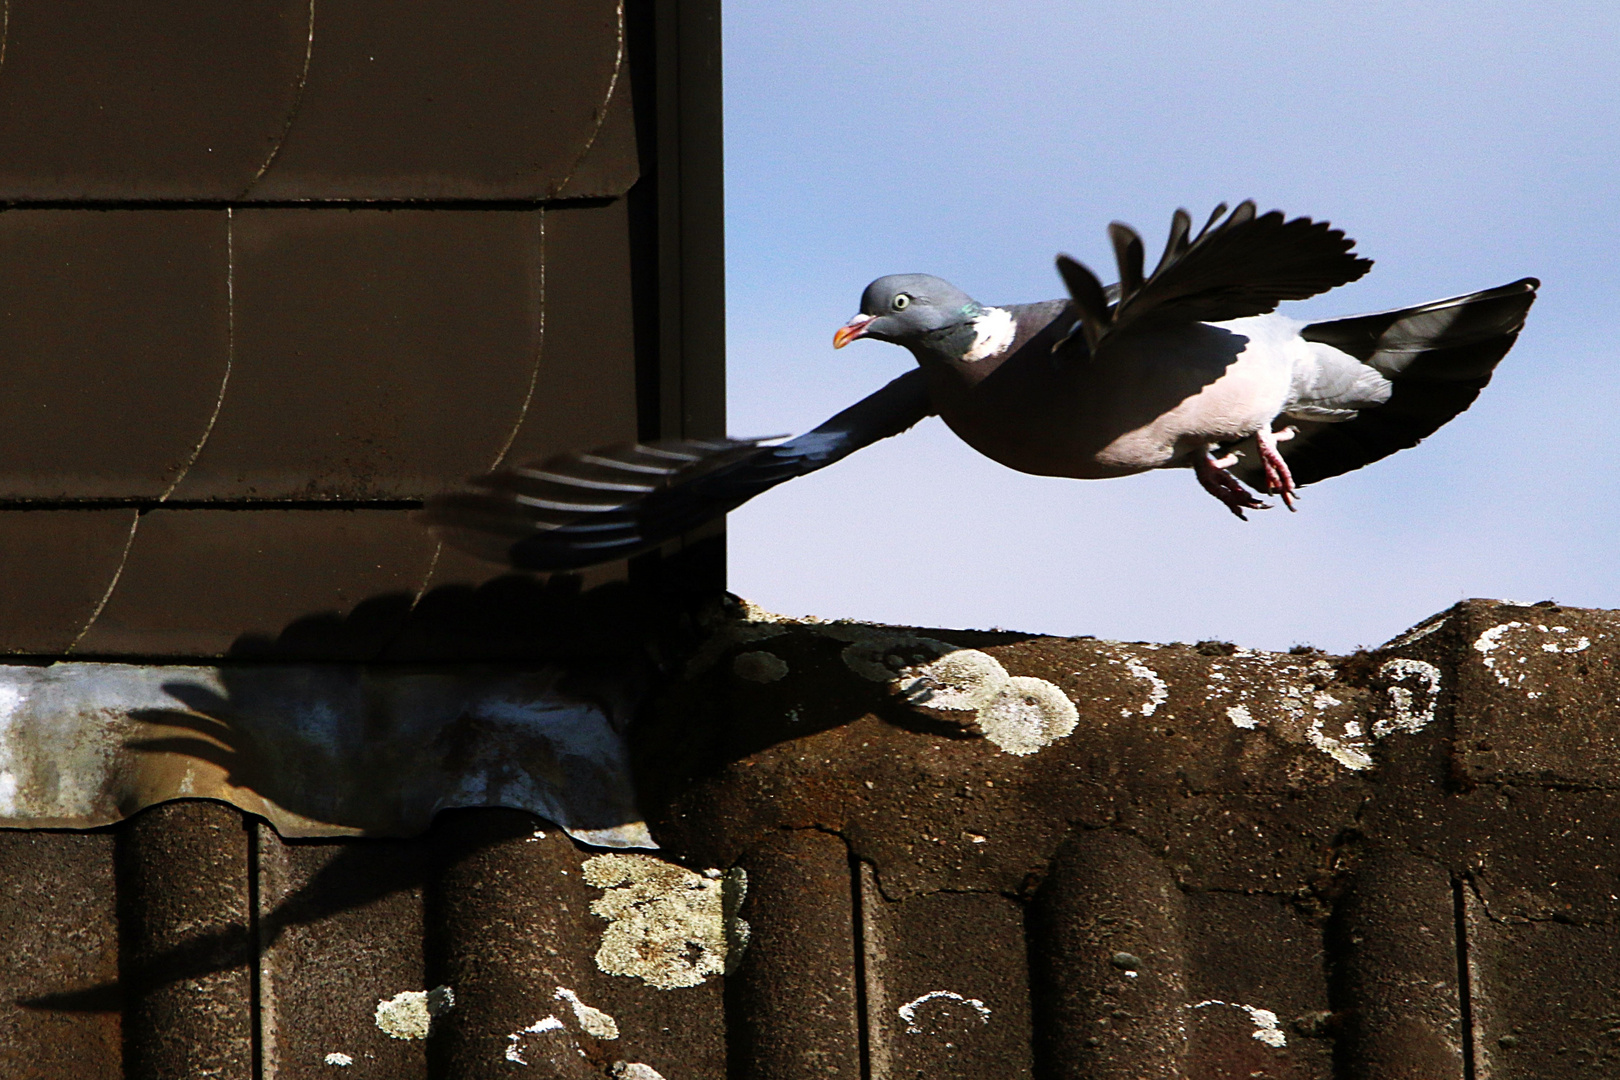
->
[[374, 985, 454, 1040], [612, 1064, 668, 1080], [1203, 648, 1436, 771], [899, 650, 1005, 711], [982, 677, 1080, 756], [896, 649, 1078, 756], [1307, 719, 1374, 771], [1189, 999, 1287, 1047], [835, 629, 955, 683], [554, 986, 619, 1039], [1120, 656, 1168, 717], [324, 1052, 353, 1067], [731, 651, 789, 683], [582, 854, 749, 989], [504, 1015, 565, 1065], [1474, 621, 1600, 699], [1376, 658, 1442, 736], [1383, 615, 1449, 650], [1474, 622, 1525, 688], [898, 990, 991, 1035], [1200, 651, 1382, 770]]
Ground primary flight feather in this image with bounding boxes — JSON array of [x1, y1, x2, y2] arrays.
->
[[420, 201, 1538, 569]]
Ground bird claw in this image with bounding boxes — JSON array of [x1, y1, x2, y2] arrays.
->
[[1194, 448, 1269, 520], [1257, 426, 1298, 511]]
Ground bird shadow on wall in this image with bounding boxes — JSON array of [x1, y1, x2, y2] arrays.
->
[[118, 566, 659, 836], [20, 807, 542, 1015], [18, 538, 1000, 1015], [230, 562, 654, 664], [19, 553, 700, 1016]]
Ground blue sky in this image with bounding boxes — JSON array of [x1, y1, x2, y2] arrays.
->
[[721, 1, 1620, 652]]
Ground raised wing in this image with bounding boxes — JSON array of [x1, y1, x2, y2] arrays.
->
[[418, 368, 936, 570], [1055, 201, 1374, 351]]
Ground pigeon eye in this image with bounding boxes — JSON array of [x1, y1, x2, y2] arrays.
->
[[892, 294, 911, 311]]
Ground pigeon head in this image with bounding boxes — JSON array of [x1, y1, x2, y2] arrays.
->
[[833, 274, 985, 351]]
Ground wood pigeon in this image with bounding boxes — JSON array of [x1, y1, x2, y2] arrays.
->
[[420, 201, 1538, 570]]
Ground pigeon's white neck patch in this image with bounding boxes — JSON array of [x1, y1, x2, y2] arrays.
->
[[961, 307, 1017, 363]]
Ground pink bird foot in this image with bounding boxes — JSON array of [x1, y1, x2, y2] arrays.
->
[[1194, 448, 1269, 520], [1256, 425, 1298, 510]]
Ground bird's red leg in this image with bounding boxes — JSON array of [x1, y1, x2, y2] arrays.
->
[[1256, 425, 1298, 511], [1193, 447, 1269, 520]]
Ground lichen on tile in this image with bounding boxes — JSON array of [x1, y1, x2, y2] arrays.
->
[[1375, 658, 1442, 735], [374, 985, 454, 1040], [897, 989, 991, 1035], [582, 854, 749, 989], [895, 648, 1078, 755], [731, 651, 789, 683], [612, 1064, 667, 1080], [555, 986, 619, 1039], [1189, 999, 1287, 1048]]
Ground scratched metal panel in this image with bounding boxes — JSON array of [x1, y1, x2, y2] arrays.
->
[[0, 0, 637, 201], [0, 510, 138, 655], [0, 508, 648, 661], [380, 545, 634, 663], [0, 201, 643, 511], [246, 0, 635, 201], [0, 0, 309, 200], [161, 200, 639, 502], [71, 509, 437, 659], [0, 210, 231, 499], [0, 0, 720, 666], [495, 197, 641, 470], [170, 209, 550, 501]]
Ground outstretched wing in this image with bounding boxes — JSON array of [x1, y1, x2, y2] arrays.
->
[[418, 368, 936, 571], [1055, 201, 1374, 351], [1228, 277, 1539, 489]]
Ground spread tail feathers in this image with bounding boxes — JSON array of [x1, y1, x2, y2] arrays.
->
[[419, 369, 936, 571], [418, 438, 774, 570], [1233, 277, 1539, 489]]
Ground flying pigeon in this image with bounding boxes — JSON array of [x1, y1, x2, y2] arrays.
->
[[420, 201, 1538, 570]]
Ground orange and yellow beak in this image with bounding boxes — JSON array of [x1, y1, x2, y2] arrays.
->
[[833, 314, 875, 349]]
